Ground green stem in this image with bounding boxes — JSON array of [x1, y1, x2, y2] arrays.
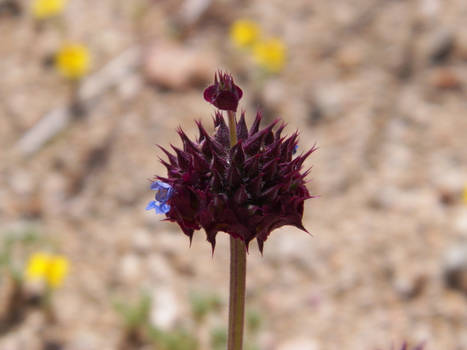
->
[[226, 110, 247, 350]]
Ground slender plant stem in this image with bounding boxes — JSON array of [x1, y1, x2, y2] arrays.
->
[[227, 111, 238, 148], [227, 110, 247, 350]]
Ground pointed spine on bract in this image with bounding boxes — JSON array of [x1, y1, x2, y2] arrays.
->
[[154, 110, 315, 253]]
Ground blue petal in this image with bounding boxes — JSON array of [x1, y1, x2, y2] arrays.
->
[[158, 181, 172, 190], [150, 181, 160, 191], [155, 203, 171, 214], [293, 145, 298, 154], [148, 181, 173, 213], [151, 181, 173, 203], [151, 180, 172, 191], [145, 201, 157, 210], [155, 190, 169, 202]]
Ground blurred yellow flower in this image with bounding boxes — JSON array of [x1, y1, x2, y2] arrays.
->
[[253, 38, 286, 73], [463, 184, 467, 205], [31, 0, 67, 19], [26, 253, 69, 288], [55, 43, 90, 80], [230, 19, 261, 48]]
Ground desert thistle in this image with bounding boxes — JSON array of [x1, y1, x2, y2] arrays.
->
[[392, 342, 425, 350], [147, 71, 315, 350]]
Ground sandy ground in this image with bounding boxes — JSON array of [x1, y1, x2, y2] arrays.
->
[[1, 0, 467, 349]]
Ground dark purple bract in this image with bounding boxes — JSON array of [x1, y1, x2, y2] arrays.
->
[[156, 110, 316, 252]]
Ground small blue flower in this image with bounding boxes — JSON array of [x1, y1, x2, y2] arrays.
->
[[146, 181, 173, 214], [146, 200, 171, 214], [151, 181, 173, 202], [293, 144, 298, 154]]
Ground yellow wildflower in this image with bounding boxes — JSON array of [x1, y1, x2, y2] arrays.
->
[[46, 256, 69, 288], [31, 0, 67, 19], [26, 253, 69, 288], [26, 253, 49, 279], [230, 19, 261, 48], [463, 184, 467, 205], [253, 38, 286, 73], [55, 43, 91, 80]]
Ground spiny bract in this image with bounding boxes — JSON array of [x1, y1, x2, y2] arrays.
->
[[155, 110, 315, 253]]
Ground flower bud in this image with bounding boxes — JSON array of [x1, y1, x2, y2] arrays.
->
[[203, 71, 243, 112]]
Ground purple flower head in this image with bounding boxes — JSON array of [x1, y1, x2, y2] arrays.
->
[[154, 109, 316, 253], [384, 342, 425, 350], [398, 343, 425, 350], [146, 180, 173, 214], [203, 71, 243, 112]]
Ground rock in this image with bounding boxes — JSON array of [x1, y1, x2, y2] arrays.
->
[[457, 31, 467, 60], [430, 165, 464, 206], [178, 0, 213, 26], [265, 232, 314, 271], [131, 229, 153, 254], [428, 30, 455, 64], [443, 241, 467, 295], [147, 254, 174, 282], [277, 337, 318, 350], [8, 170, 34, 195], [313, 84, 345, 121], [257, 331, 275, 350], [454, 209, 467, 238], [393, 270, 427, 299], [117, 73, 143, 100], [261, 79, 286, 110], [336, 45, 363, 72], [419, 0, 440, 18], [150, 286, 179, 331], [67, 330, 104, 350], [430, 68, 462, 90], [143, 41, 216, 90], [0, 1, 22, 18], [0, 312, 43, 350], [119, 253, 143, 284]]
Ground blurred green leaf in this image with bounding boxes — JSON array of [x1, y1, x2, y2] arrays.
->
[[189, 291, 222, 322], [246, 309, 262, 335], [245, 344, 261, 350], [148, 326, 198, 350], [210, 326, 227, 350], [114, 293, 152, 330]]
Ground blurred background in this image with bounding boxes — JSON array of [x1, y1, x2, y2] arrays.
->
[[1, 0, 467, 349]]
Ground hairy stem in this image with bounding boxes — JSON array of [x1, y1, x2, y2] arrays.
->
[[227, 110, 247, 350]]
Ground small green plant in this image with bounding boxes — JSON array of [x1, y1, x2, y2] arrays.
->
[[114, 293, 152, 332], [245, 310, 262, 335], [147, 327, 198, 350], [210, 309, 263, 350], [114, 292, 198, 350], [189, 291, 222, 323], [0, 228, 40, 281], [114, 293, 152, 349], [211, 327, 227, 350], [244, 310, 262, 350], [0, 227, 66, 330], [114, 290, 262, 350]]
